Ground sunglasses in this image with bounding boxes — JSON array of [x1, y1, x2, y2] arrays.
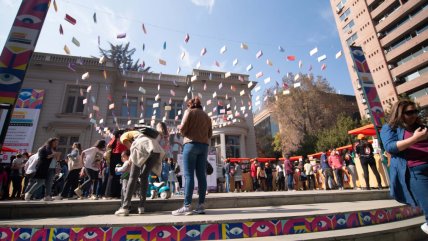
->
[[403, 109, 419, 116]]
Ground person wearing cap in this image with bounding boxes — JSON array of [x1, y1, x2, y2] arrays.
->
[[380, 99, 428, 235], [114, 126, 165, 216], [355, 134, 382, 190]]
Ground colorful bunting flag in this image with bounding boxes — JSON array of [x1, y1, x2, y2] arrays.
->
[[117, 33, 126, 39], [142, 23, 147, 34], [256, 50, 263, 59], [309, 47, 318, 56], [64, 45, 70, 54], [184, 33, 190, 43], [200, 48, 207, 56], [59, 24, 63, 35], [72, 37, 80, 47], [65, 14, 76, 25], [287, 56, 296, 61], [220, 45, 227, 54]]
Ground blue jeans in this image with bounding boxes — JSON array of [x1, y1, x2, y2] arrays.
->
[[183, 142, 208, 206], [225, 174, 230, 193], [287, 173, 294, 190], [409, 163, 428, 223]]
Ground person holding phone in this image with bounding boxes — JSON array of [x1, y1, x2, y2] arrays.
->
[[380, 99, 428, 235]]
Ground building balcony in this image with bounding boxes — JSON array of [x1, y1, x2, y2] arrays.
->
[[376, 0, 422, 33], [381, 5, 428, 49], [391, 50, 428, 77], [415, 94, 428, 107], [371, 0, 399, 21], [396, 72, 428, 95], [385, 29, 428, 62]]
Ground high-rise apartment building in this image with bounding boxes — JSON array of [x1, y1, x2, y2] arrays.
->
[[330, 0, 428, 118]]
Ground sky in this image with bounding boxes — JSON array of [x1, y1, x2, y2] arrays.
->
[[0, 0, 355, 103]]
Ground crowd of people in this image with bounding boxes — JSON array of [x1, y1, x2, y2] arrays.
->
[[0, 98, 426, 234], [222, 139, 381, 193], [0, 130, 183, 203]]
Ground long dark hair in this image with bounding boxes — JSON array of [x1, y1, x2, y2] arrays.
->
[[388, 99, 422, 130], [45, 137, 58, 148], [94, 140, 106, 150]]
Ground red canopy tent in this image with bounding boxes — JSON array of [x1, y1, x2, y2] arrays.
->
[[347, 124, 378, 136], [1, 146, 19, 153]]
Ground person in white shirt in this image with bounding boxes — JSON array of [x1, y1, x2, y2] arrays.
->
[[11, 154, 25, 199], [74, 140, 106, 200], [304, 159, 315, 190], [23, 153, 39, 194]]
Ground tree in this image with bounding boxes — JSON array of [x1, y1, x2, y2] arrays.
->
[[269, 73, 352, 156], [315, 114, 359, 152], [99, 42, 150, 72]]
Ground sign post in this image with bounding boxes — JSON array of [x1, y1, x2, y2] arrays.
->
[[349, 46, 388, 171], [0, 0, 50, 151]]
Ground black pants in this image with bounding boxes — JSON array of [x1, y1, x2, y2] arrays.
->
[[11, 176, 23, 198], [106, 153, 122, 198], [80, 168, 99, 195], [307, 174, 315, 190], [360, 157, 382, 188], [252, 176, 259, 191], [61, 168, 81, 198], [277, 172, 285, 191]]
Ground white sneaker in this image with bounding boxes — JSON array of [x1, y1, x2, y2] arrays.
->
[[421, 223, 428, 235], [193, 203, 205, 214], [114, 208, 129, 216], [53, 196, 63, 200], [43, 196, 53, 201], [150, 190, 156, 199], [138, 207, 145, 214], [172, 205, 192, 216], [24, 193, 31, 201], [89, 195, 98, 200]]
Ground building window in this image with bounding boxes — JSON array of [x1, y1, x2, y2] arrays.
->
[[63, 85, 86, 114], [57, 135, 80, 160], [210, 136, 222, 165], [225, 135, 240, 158], [339, 8, 351, 22], [144, 99, 161, 119], [121, 96, 138, 117], [167, 100, 184, 120], [346, 32, 358, 46], [342, 20, 355, 33], [336, 0, 348, 10]]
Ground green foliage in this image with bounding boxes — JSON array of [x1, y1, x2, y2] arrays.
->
[[315, 114, 358, 152], [99, 42, 150, 72], [270, 73, 354, 156]]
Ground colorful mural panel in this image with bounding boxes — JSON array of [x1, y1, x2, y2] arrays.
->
[[0, 206, 422, 241]]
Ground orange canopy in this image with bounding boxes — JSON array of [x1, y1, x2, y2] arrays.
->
[[348, 124, 378, 136]]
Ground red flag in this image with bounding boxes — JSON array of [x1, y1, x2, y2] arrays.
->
[[65, 14, 76, 25], [321, 64, 327, 70], [286, 55, 295, 61]]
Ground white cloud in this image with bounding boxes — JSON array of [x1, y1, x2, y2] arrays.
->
[[191, 0, 215, 14]]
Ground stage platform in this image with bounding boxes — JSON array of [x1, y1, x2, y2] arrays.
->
[[0, 190, 425, 240], [0, 189, 390, 219]]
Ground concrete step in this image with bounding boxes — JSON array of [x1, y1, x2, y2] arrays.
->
[[0, 200, 423, 240], [238, 217, 427, 241], [0, 189, 391, 219]]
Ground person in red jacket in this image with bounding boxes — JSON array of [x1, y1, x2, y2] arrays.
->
[[250, 160, 259, 191], [328, 149, 344, 190]]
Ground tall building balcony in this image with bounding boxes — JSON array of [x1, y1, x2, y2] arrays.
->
[[376, 0, 426, 34]]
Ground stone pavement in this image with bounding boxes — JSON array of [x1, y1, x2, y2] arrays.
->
[[0, 200, 408, 227]]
